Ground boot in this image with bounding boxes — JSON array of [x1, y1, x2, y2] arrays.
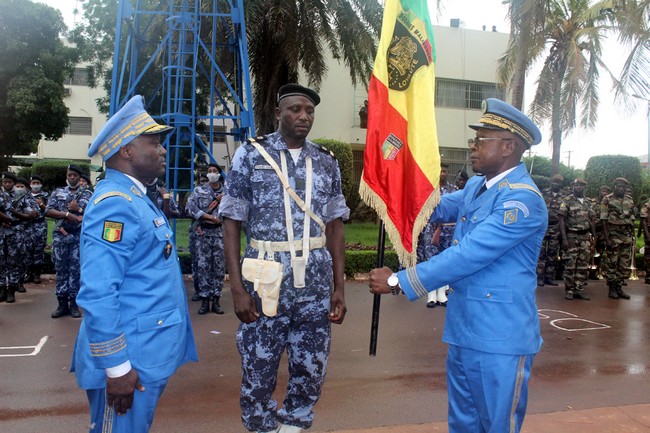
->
[[51, 296, 70, 318], [6, 284, 16, 303], [608, 287, 619, 299], [543, 277, 558, 286], [198, 297, 210, 315], [211, 296, 224, 315], [69, 298, 82, 318], [616, 287, 631, 300], [17, 278, 26, 293], [191, 278, 201, 301], [24, 266, 34, 283], [32, 265, 42, 284], [0, 285, 6, 302]]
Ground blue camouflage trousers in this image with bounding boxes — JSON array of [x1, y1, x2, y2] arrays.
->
[[236, 299, 331, 432], [52, 232, 81, 298], [195, 230, 225, 298], [0, 231, 23, 285], [27, 221, 48, 266]]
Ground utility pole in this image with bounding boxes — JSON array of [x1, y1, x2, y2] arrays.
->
[[564, 150, 572, 168]]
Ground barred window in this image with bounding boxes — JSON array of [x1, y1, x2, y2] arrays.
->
[[66, 117, 92, 135], [66, 68, 90, 86], [439, 146, 471, 180], [436, 79, 505, 109]]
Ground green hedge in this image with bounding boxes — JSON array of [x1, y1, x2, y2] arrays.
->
[[41, 249, 402, 278], [18, 160, 92, 191]]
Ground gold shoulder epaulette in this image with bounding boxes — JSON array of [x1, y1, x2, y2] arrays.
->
[[247, 135, 267, 145], [508, 182, 543, 198], [94, 191, 132, 205], [316, 145, 336, 159]]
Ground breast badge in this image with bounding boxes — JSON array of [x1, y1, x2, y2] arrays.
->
[[163, 241, 172, 259]]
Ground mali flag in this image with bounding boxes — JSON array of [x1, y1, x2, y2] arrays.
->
[[359, 0, 440, 267]]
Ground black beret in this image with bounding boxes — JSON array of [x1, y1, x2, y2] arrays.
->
[[80, 174, 91, 184], [277, 83, 320, 106], [30, 175, 44, 183], [457, 170, 469, 180], [2, 172, 17, 182], [441, 162, 450, 168], [15, 177, 29, 186], [207, 162, 220, 170], [67, 164, 84, 175]]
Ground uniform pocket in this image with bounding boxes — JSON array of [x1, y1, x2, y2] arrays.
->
[[467, 284, 513, 341], [135, 307, 182, 368]]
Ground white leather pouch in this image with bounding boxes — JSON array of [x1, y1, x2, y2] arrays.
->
[[292, 257, 306, 288], [241, 242, 283, 316]]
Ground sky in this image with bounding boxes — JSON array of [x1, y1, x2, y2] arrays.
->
[[38, 0, 649, 169]]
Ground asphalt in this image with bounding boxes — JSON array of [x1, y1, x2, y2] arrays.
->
[[1, 274, 649, 433]]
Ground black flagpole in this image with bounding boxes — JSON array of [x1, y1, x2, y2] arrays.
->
[[369, 221, 386, 356]]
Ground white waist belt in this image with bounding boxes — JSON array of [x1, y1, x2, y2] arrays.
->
[[250, 236, 326, 252]]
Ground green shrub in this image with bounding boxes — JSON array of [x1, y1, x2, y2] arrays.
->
[[313, 138, 356, 213], [585, 155, 642, 202], [23, 160, 93, 191]]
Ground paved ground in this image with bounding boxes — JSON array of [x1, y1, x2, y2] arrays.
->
[[1, 275, 649, 433]]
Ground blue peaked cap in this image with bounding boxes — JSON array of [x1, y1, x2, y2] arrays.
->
[[469, 98, 542, 147], [88, 95, 174, 161]]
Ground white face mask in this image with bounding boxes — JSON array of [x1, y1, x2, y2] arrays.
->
[[146, 177, 158, 187], [31, 184, 42, 192], [14, 187, 27, 197], [206, 172, 220, 183]]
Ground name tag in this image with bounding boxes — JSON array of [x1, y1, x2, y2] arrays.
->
[[254, 164, 273, 170], [153, 217, 166, 227]]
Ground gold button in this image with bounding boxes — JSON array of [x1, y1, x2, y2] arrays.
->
[[473, 216, 477, 221], [157, 320, 164, 326], [486, 293, 491, 299], [166, 234, 170, 238], [453, 239, 459, 245], [461, 217, 466, 222]]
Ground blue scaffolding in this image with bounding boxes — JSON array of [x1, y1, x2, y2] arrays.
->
[[109, 0, 255, 194]]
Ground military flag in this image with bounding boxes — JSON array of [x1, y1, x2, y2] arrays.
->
[[359, 0, 440, 267]]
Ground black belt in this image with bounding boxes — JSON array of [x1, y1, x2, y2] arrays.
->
[[568, 229, 590, 235]]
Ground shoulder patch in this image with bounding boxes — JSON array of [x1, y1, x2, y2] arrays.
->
[[93, 191, 132, 205], [504, 200, 530, 217], [102, 221, 124, 243]]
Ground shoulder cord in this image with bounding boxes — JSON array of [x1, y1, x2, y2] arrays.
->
[[280, 151, 311, 265]]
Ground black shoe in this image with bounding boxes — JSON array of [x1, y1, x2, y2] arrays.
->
[[565, 291, 574, 300], [211, 296, 224, 315], [33, 274, 41, 284], [0, 286, 7, 303], [537, 279, 544, 287], [645, 279, 650, 285], [438, 301, 447, 307], [608, 289, 619, 299], [198, 298, 210, 315], [17, 283, 26, 293], [426, 301, 437, 308], [69, 299, 81, 318], [544, 278, 558, 286], [191, 292, 201, 302], [622, 281, 628, 286], [616, 288, 631, 300], [33, 265, 42, 284], [6, 285, 16, 303], [573, 293, 590, 300], [51, 297, 70, 318]]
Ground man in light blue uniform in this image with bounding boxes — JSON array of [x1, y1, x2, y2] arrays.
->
[[370, 98, 547, 433], [71, 95, 198, 433]]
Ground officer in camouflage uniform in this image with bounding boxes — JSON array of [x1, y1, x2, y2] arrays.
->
[[220, 84, 349, 433], [639, 197, 650, 284], [12, 178, 38, 294], [601, 177, 634, 299], [1, 173, 18, 302], [186, 163, 226, 315], [145, 177, 182, 219], [189, 173, 209, 302], [558, 178, 595, 300], [418, 162, 457, 308], [537, 174, 564, 286], [25, 175, 49, 284], [45, 165, 93, 318], [589, 185, 611, 279]]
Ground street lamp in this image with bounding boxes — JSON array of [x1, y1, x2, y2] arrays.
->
[[632, 94, 650, 169]]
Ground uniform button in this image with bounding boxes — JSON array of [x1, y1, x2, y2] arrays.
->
[[453, 239, 458, 245], [486, 293, 491, 299], [157, 320, 164, 326], [473, 216, 477, 221], [166, 234, 170, 238], [461, 217, 466, 222]]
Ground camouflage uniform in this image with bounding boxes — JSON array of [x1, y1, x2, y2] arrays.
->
[[219, 131, 349, 432], [416, 183, 458, 261], [26, 190, 49, 281], [0, 189, 13, 293], [559, 194, 593, 296], [185, 183, 225, 300], [11, 191, 38, 288], [45, 186, 92, 300], [639, 200, 650, 283], [600, 191, 635, 294], [537, 188, 564, 283]]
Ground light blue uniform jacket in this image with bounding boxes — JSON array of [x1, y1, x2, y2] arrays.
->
[[398, 163, 547, 355], [71, 169, 198, 389]]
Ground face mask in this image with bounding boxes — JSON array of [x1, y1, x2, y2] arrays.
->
[[206, 172, 220, 183], [146, 178, 158, 187], [67, 180, 79, 188], [14, 187, 27, 198], [31, 184, 42, 192]]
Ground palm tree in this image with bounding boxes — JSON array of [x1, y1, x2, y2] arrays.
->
[[244, 1, 383, 134]]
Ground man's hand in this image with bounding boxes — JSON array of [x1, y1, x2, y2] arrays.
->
[[232, 287, 259, 324], [329, 288, 346, 324], [369, 267, 394, 295], [106, 369, 145, 415]]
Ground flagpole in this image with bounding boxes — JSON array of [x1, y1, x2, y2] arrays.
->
[[369, 221, 387, 356]]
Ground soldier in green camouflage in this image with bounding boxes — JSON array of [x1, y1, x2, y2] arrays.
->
[[559, 178, 596, 300], [601, 177, 634, 299], [537, 174, 564, 286], [639, 198, 650, 284]]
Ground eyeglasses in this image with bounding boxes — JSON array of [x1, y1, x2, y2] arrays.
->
[[468, 137, 515, 148]]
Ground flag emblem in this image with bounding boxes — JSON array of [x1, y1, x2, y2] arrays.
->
[[388, 10, 433, 91], [102, 221, 123, 243]]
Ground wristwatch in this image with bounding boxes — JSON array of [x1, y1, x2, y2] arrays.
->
[[387, 273, 400, 295]]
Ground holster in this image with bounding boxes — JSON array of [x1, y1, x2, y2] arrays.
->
[[241, 241, 283, 317]]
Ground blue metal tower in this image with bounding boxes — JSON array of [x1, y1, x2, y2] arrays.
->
[[109, 0, 255, 194]]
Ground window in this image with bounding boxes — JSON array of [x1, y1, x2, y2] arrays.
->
[[66, 117, 92, 135], [66, 68, 90, 86], [436, 79, 505, 109]]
